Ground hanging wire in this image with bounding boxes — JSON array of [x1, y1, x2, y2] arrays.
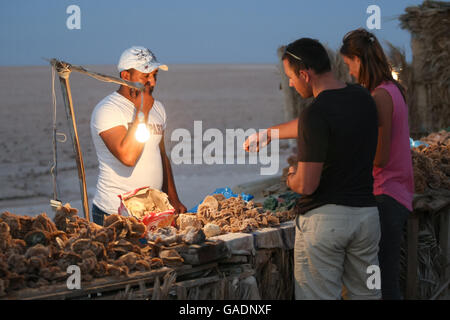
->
[[50, 65, 61, 201]]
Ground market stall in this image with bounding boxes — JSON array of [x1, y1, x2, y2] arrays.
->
[[0, 190, 296, 300], [400, 131, 450, 299]]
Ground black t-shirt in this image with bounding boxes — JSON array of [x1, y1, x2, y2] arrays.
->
[[295, 84, 378, 215]]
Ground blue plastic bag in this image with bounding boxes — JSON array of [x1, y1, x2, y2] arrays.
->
[[188, 187, 254, 213], [410, 137, 429, 149]]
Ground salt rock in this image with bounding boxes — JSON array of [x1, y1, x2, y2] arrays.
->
[[181, 226, 205, 245], [125, 199, 146, 218], [198, 196, 219, 213], [176, 214, 202, 231], [203, 223, 221, 238], [209, 232, 255, 255], [146, 226, 179, 245]]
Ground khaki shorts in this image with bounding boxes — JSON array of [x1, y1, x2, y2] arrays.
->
[[294, 204, 381, 300]]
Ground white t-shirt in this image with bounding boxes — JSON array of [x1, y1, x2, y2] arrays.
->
[[90, 91, 167, 214]]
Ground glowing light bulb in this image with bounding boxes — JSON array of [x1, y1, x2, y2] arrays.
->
[[392, 70, 399, 81], [135, 112, 149, 143]]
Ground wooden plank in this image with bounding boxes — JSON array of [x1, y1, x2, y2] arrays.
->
[[95, 275, 222, 300], [170, 240, 230, 265], [406, 212, 419, 300], [4, 267, 174, 300], [175, 275, 221, 289], [176, 262, 218, 278], [4, 263, 218, 300]]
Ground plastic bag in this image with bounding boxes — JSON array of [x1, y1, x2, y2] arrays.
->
[[410, 137, 429, 149], [187, 187, 254, 213], [118, 186, 176, 231]]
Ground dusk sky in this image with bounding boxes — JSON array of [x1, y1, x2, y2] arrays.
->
[[0, 0, 425, 66]]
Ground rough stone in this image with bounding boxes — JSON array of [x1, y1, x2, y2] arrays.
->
[[210, 232, 255, 255], [252, 227, 283, 249], [279, 220, 295, 250]]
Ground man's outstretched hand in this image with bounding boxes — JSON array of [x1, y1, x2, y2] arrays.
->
[[243, 129, 271, 153]]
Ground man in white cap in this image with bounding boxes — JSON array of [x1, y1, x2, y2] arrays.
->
[[90, 46, 186, 225]]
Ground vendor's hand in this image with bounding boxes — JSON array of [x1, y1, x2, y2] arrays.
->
[[170, 198, 187, 215], [131, 85, 154, 120], [243, 129, 271, 153]]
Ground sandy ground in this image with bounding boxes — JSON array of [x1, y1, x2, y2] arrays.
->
[[0, 64, 292, 218]]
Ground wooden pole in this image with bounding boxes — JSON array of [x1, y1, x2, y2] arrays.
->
[[440, 209, 450, 296], [47, 59, 145, 91], [406, 211, 419, 299], [55, 65, 90, 221]]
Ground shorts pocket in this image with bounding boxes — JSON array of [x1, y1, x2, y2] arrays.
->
[[297, 214, 315, 233], [312, 216, 349, 246]]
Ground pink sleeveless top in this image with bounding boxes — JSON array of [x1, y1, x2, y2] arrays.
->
[[372, 81, 414, 211]]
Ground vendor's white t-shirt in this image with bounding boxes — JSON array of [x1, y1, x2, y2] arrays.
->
[[90, 91, 167, 214]]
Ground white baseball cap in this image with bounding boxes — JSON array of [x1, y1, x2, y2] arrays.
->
[[117, 46, 168, 74]]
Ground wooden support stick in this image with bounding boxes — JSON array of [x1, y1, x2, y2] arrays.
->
[[56, 69, 90, 221], [48, 59, 144, 91], [440, 208, 450, 283], [406, 211, 419, 299]]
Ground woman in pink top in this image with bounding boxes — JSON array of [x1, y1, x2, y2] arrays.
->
[[340, 29, 414, 300]]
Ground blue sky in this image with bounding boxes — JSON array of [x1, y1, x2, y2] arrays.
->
[[0, 0, 425, 66]]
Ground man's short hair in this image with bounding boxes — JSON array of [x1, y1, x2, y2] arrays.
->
[[282, 38, 331, 75]]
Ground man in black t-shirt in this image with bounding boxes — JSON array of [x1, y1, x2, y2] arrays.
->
[[295, 83, 378, 214], [244, 38, 381, 300]]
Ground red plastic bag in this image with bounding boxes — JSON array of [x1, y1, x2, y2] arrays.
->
[[118, 187, 175, 232]]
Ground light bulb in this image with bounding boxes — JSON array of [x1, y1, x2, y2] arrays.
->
[[135, 112, 149, 142], [392, 70, 399, 81]]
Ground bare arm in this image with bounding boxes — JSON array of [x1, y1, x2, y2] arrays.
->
[[99, 87, 154, 167], [160, 133, 186, 214], [99, 122, 145, 167], [372, 88, 393, 168], [286, 161, 323, 195], [244, 118, 299, 152], [268, 118, 299, 140]]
